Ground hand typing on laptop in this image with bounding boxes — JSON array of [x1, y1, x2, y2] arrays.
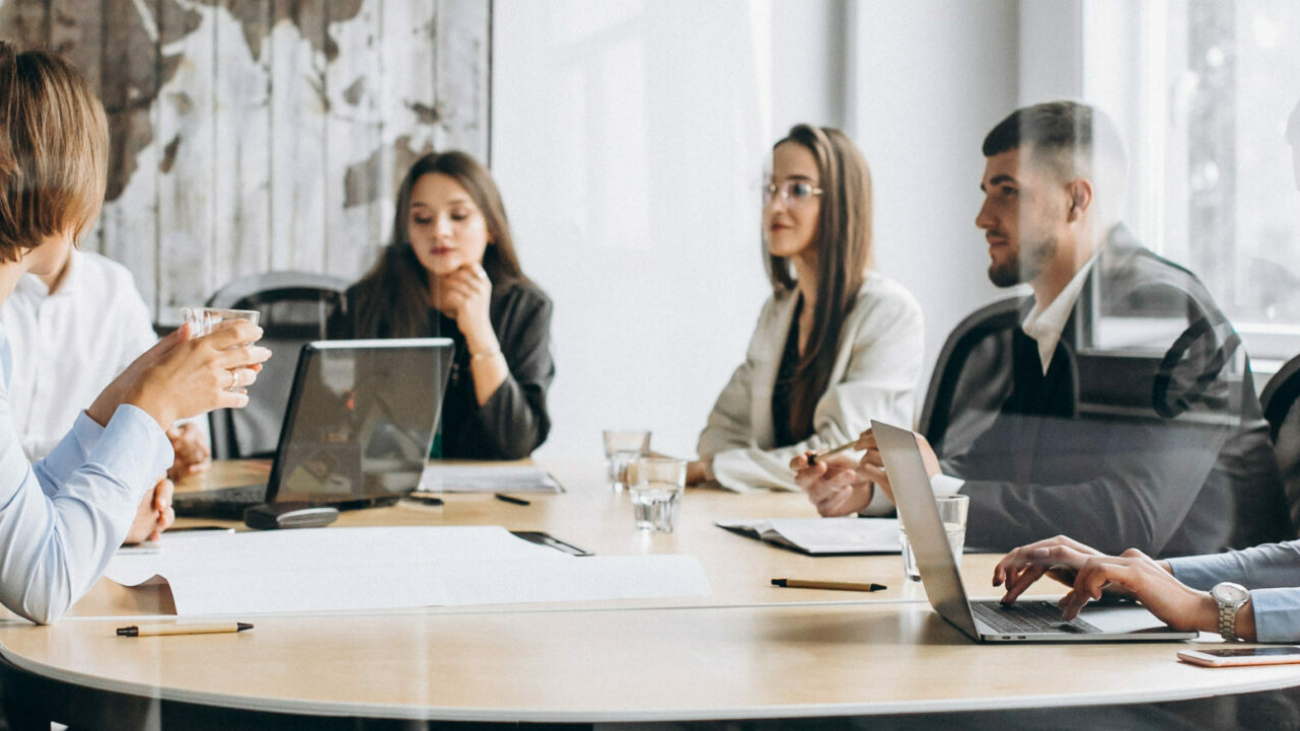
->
[[992, 535, 1253, 639]]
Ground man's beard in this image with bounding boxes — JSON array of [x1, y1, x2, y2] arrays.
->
[[987, 235, 1058, 288]]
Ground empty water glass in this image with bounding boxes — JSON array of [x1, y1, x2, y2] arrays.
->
[[900, 494, 969, 582], [630, 457, 685, 532], [602, 429, 650, 490]]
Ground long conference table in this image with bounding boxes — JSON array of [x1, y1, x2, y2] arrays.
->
[[3, 459, 1300, 730]]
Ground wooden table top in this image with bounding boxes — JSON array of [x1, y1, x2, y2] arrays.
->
[[3, 458, 1298, 723]]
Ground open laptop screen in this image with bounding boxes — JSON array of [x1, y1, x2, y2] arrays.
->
[[269, 338, 453, 506]]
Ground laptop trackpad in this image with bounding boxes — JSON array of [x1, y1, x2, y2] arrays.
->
[[1077, 604, 1173, 634]]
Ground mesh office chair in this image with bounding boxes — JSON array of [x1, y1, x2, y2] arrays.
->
[[206, 271, 350, 459], [917, 295, 1028, 458], [1261, 353, 1300, 535]]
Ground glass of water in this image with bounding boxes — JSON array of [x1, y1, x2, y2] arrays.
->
[[602, 429, 651, 490], [182, 307, 261, 392], [629, 457, 685, 532], [900, 494, 969, 582]]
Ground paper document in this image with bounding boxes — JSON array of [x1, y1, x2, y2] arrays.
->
[[420, 464, 564, 493], [104, 526, 710, 616], [716, 517, 901, 555]]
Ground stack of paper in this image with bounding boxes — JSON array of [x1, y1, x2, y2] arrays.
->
[[716, 517, 901, 555], [420, 464, 564, 493], [105, 526, 710, 616]]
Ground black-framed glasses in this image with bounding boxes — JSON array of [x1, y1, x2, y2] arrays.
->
[[763, 180, 823, 207]]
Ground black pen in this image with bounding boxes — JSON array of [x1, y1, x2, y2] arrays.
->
[[494, 493, 530, 506]]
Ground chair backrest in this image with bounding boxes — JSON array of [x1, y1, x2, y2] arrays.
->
[[917, 295, 1028, 456], [207, 271, 350, 460], [1260, 353, 1300, 533]]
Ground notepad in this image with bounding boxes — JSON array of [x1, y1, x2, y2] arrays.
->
[[420, 464, 564, 493], [716, 517, 901, 555]]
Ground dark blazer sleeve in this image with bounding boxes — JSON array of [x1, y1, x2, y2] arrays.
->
[[948, 271, 1249, 556], [468, 285, 555, 459]]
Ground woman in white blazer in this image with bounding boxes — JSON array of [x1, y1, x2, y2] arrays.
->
[[690, 124, 924, 494]]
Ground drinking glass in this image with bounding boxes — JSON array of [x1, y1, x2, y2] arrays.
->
[[182, 307, 260, 392], [900, 494, 969, 582], [629, 458, 686, 532], [602, 429, 651, 491]]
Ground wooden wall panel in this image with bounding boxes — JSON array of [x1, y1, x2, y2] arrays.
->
[[268, 0, 328, 276], [1, 0, 491, 322]]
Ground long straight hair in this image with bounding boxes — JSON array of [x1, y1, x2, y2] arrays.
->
[[765, 125, 874, 442], [352, 151, 527, 338]]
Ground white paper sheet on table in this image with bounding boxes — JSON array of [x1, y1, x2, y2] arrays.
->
[[716, 517, 901, 555], [419, 464, 564, 493], [104, 526, 710, 616]]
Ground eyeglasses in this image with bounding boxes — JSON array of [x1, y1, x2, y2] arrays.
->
[[763, 180, 823, 207]]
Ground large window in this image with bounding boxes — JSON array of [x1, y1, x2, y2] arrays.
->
[[1085, 0, 1300, 368]]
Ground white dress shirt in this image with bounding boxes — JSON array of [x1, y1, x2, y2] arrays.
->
[[0, 251, 160, 460], [0, 323, 172, 624]]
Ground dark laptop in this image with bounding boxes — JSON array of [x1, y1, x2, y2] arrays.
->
[[174, 338, 454, 518]]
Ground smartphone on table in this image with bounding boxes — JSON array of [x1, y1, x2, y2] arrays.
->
[[1177, 646, 1300, 667]]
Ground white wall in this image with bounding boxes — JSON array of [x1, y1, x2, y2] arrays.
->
[[493, 1, 850, 459], [493, 0, 1025, 458], [847, 0, 1022, 411]]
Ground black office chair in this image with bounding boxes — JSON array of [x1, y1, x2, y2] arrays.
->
[[918, 295, 1028, 458], [1261, 353, 1300, 534], [206, 271, 350, 460]]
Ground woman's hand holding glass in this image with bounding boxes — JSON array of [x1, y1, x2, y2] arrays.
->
[[991, 535, 1231, 635], [90, 319, 271, 432]]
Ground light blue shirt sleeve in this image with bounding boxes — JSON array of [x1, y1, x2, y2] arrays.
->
[[1168, 541, 1300, 643], [31, 412, 107, 497], [0, 322, 172, 624]]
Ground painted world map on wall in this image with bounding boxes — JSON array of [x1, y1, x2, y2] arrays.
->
[[0, 0, 490, 320]]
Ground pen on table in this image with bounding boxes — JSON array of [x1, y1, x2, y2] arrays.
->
[[406, 491, 444, 506], [117, 622, 254, 637], [807, 440, 857, 466], [771, 578, 886, 592], [494, 493, 530, 506]]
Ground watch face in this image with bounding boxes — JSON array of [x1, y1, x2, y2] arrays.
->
[[1213, 582, 1249, 604]]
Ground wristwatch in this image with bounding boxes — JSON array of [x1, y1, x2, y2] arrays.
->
[[1211, 582, 1250, 642]]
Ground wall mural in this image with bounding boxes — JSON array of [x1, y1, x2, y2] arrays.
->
[[0, 0, 490, 320]]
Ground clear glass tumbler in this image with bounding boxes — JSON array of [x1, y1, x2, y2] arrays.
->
[[602, 429, 651, 490], [900, 494, 969, 582], [629, 457, 686, 532]]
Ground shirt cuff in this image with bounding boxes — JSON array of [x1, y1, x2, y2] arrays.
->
[[857, 473, 965, 517], [931, 473, 965, 496], [1167, 553, 1245, 591], [1248, 588, 1300, 643], [85, 405, 174, 492], [71, 410, 107, 452]]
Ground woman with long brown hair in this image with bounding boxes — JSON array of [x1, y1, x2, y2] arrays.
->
[[691, 124, 923, 494], [330, 151, 553, 459]]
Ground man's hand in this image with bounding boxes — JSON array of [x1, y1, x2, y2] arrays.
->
[[853, 429, 942, 504], [123, 478, 176, 545], [791, 452, 873, 516], [167, 423, 212, 480]]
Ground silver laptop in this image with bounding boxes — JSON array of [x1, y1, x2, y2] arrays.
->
[[872, 420, 1196, 643]]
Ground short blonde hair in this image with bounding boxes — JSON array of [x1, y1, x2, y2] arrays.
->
[[0, 42, 108, 263]]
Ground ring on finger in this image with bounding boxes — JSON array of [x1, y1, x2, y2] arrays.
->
[[227, 369, 239, 391]]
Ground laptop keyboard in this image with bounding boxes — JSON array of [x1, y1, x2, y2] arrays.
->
[[172, 483, 268, 518], [971, 600, 1102, 635]]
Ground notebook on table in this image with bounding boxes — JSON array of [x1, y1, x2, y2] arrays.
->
[[173, 338, 454, 518], [716, 517, 901, 555]]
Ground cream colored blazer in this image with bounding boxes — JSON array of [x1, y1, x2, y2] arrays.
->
[[697, 271, 924, 492]]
